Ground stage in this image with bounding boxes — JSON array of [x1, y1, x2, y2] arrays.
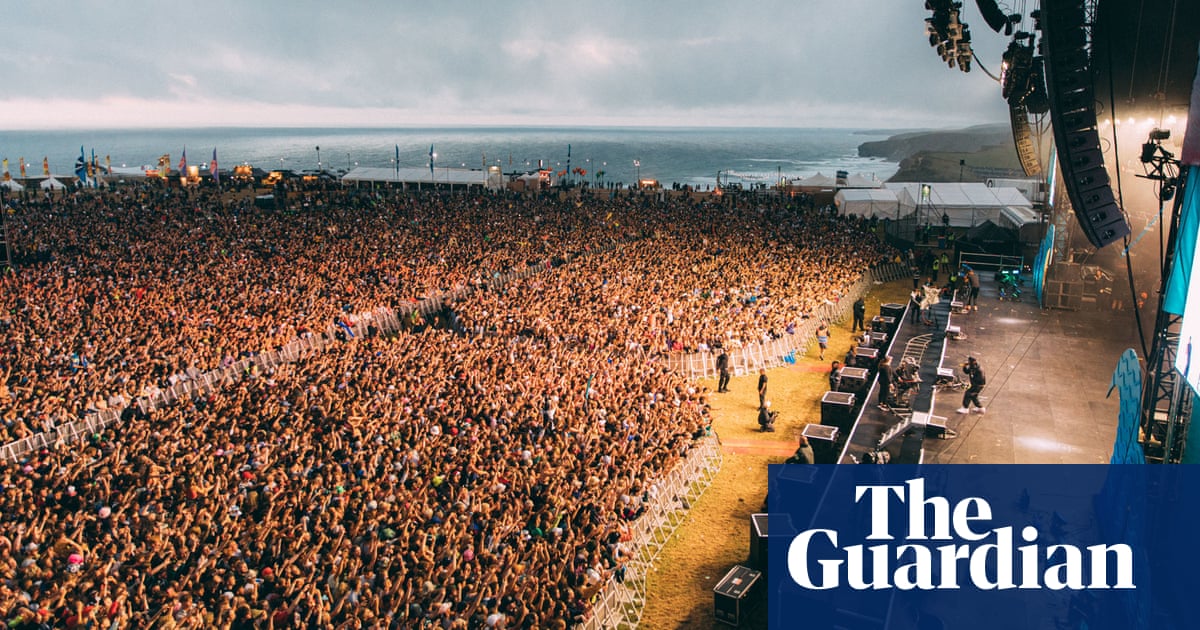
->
[[838, 276, 1141, 464]]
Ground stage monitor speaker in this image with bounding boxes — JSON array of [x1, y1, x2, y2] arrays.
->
[[854, 346, 880, 371], [838, 366, 870, 394], [869, 331, 889, 350], [821, 391, 856, 432], [871, 315, 897, 336], [714, 564, 762, 626], [1042, 0, 1130, 249], [802, 423, 840, 463], [880, 303, 906, 321], [748, 513, 795, 573]]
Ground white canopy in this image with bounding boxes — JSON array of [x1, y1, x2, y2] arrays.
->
[[341, 166, 502, 190], [40, 176, 67, 190], [885, 182, 1032, 228], [792, 172, 837, 187], [842, 173, 883, 188], [834, 188, 899, 219], [0, 179, 23, 191]]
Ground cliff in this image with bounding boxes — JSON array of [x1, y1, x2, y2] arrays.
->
[[859, 124, 1025, 183]]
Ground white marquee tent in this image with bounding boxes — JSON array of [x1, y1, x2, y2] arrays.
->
[[0, 179, 23, 191], [884, 182, 1033, 228], [39, 177, 67, 190], [341, 166, 502, 190], [834, 188, 899, 218]]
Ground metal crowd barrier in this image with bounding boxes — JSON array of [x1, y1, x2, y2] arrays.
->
[[583, 435, 723, 630], [662, 262, 907, 380], [0, 243, 622, 464]]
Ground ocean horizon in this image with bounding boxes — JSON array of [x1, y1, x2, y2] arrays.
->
[[0, 126, 902, 188]]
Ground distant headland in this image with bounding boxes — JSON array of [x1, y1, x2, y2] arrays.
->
[[858, 124, 1026, 182]]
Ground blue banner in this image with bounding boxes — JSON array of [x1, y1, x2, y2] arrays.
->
[[767, 465, 1199, 630]]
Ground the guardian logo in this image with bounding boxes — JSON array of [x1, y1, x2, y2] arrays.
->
[[787, 479, 1135, 591]]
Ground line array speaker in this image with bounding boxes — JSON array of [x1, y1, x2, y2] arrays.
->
[[1041, 0, 1130, 249]]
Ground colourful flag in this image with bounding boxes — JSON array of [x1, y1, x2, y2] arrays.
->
[[42, 157, 49, 176], [2, 158, 8, 181], [429, 144, 435, 178], [210, 148, 219, 185], [75, 146, 87, 185], [19, 158, 25, 178], [179, 147, 187, 173], [105, 155, 111, 175]]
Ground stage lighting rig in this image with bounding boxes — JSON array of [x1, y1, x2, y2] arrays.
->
[[925, 1, 974, 73]]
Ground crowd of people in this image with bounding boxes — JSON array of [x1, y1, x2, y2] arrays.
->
[[1, 182, 895, 628]]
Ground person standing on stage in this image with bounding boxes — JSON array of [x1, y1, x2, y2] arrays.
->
[[877, 355, 894, 408], [957, 356, 987, 413], [965, 267, 981, 311], [852, 297, 866, 332], [716, 349, 731, 393]]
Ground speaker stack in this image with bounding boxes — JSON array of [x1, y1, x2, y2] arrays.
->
[[802, 423, 840, 463], [880, 302, 907, 322], [1041, 0, 1130, 249], [820, 391, 856, 432], [837, 366, 870, 394]]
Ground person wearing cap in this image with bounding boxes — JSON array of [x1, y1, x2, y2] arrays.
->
[[958, 356, 987, 414]]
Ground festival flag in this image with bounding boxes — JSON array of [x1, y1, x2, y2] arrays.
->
[[159, 154, 170, 179], [210, 148, 219, 185], [19, 158, 25, 179], [75, 146, 87, 185], [1, 158, 8, 181], [105, 155, 111, 175], [42, 157, 49, 176], [179, 147, 187, 174]]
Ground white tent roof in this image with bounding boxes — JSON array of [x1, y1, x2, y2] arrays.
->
[[886, 182, 1031, 210], [842, 173, 882, 188], [792, 172, 837, 187], [342, 166, 498, 188], [39, 177, 66, 190], [834, 188, 900, 219], [884, 182, 1032, 228], [0, 179, 23, 191], [999, 205, 1040, 228]]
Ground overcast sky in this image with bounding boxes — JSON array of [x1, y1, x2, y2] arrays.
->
[[1, 1, 1015, 130]]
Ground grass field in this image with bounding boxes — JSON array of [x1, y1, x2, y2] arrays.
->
[[639, 279, 913, 629]]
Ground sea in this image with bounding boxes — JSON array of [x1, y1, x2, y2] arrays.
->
[[0, 127, 900, 189]]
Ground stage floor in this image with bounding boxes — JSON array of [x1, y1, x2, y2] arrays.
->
[[921, 278, 1142, 463]]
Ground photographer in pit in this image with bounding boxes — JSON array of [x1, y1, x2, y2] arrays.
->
[[758, 400, 778, 432]]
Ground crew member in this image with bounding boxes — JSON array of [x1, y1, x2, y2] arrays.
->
[[716, 349, 731, 393], [852, 297, 866, 332]]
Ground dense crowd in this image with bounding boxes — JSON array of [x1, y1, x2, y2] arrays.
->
[[1, 183, 894, 628]]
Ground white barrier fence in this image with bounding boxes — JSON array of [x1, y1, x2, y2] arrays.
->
[[581, 435, 722, 630], [0, 250, 605, 464], [663, 262, 909, 380]]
